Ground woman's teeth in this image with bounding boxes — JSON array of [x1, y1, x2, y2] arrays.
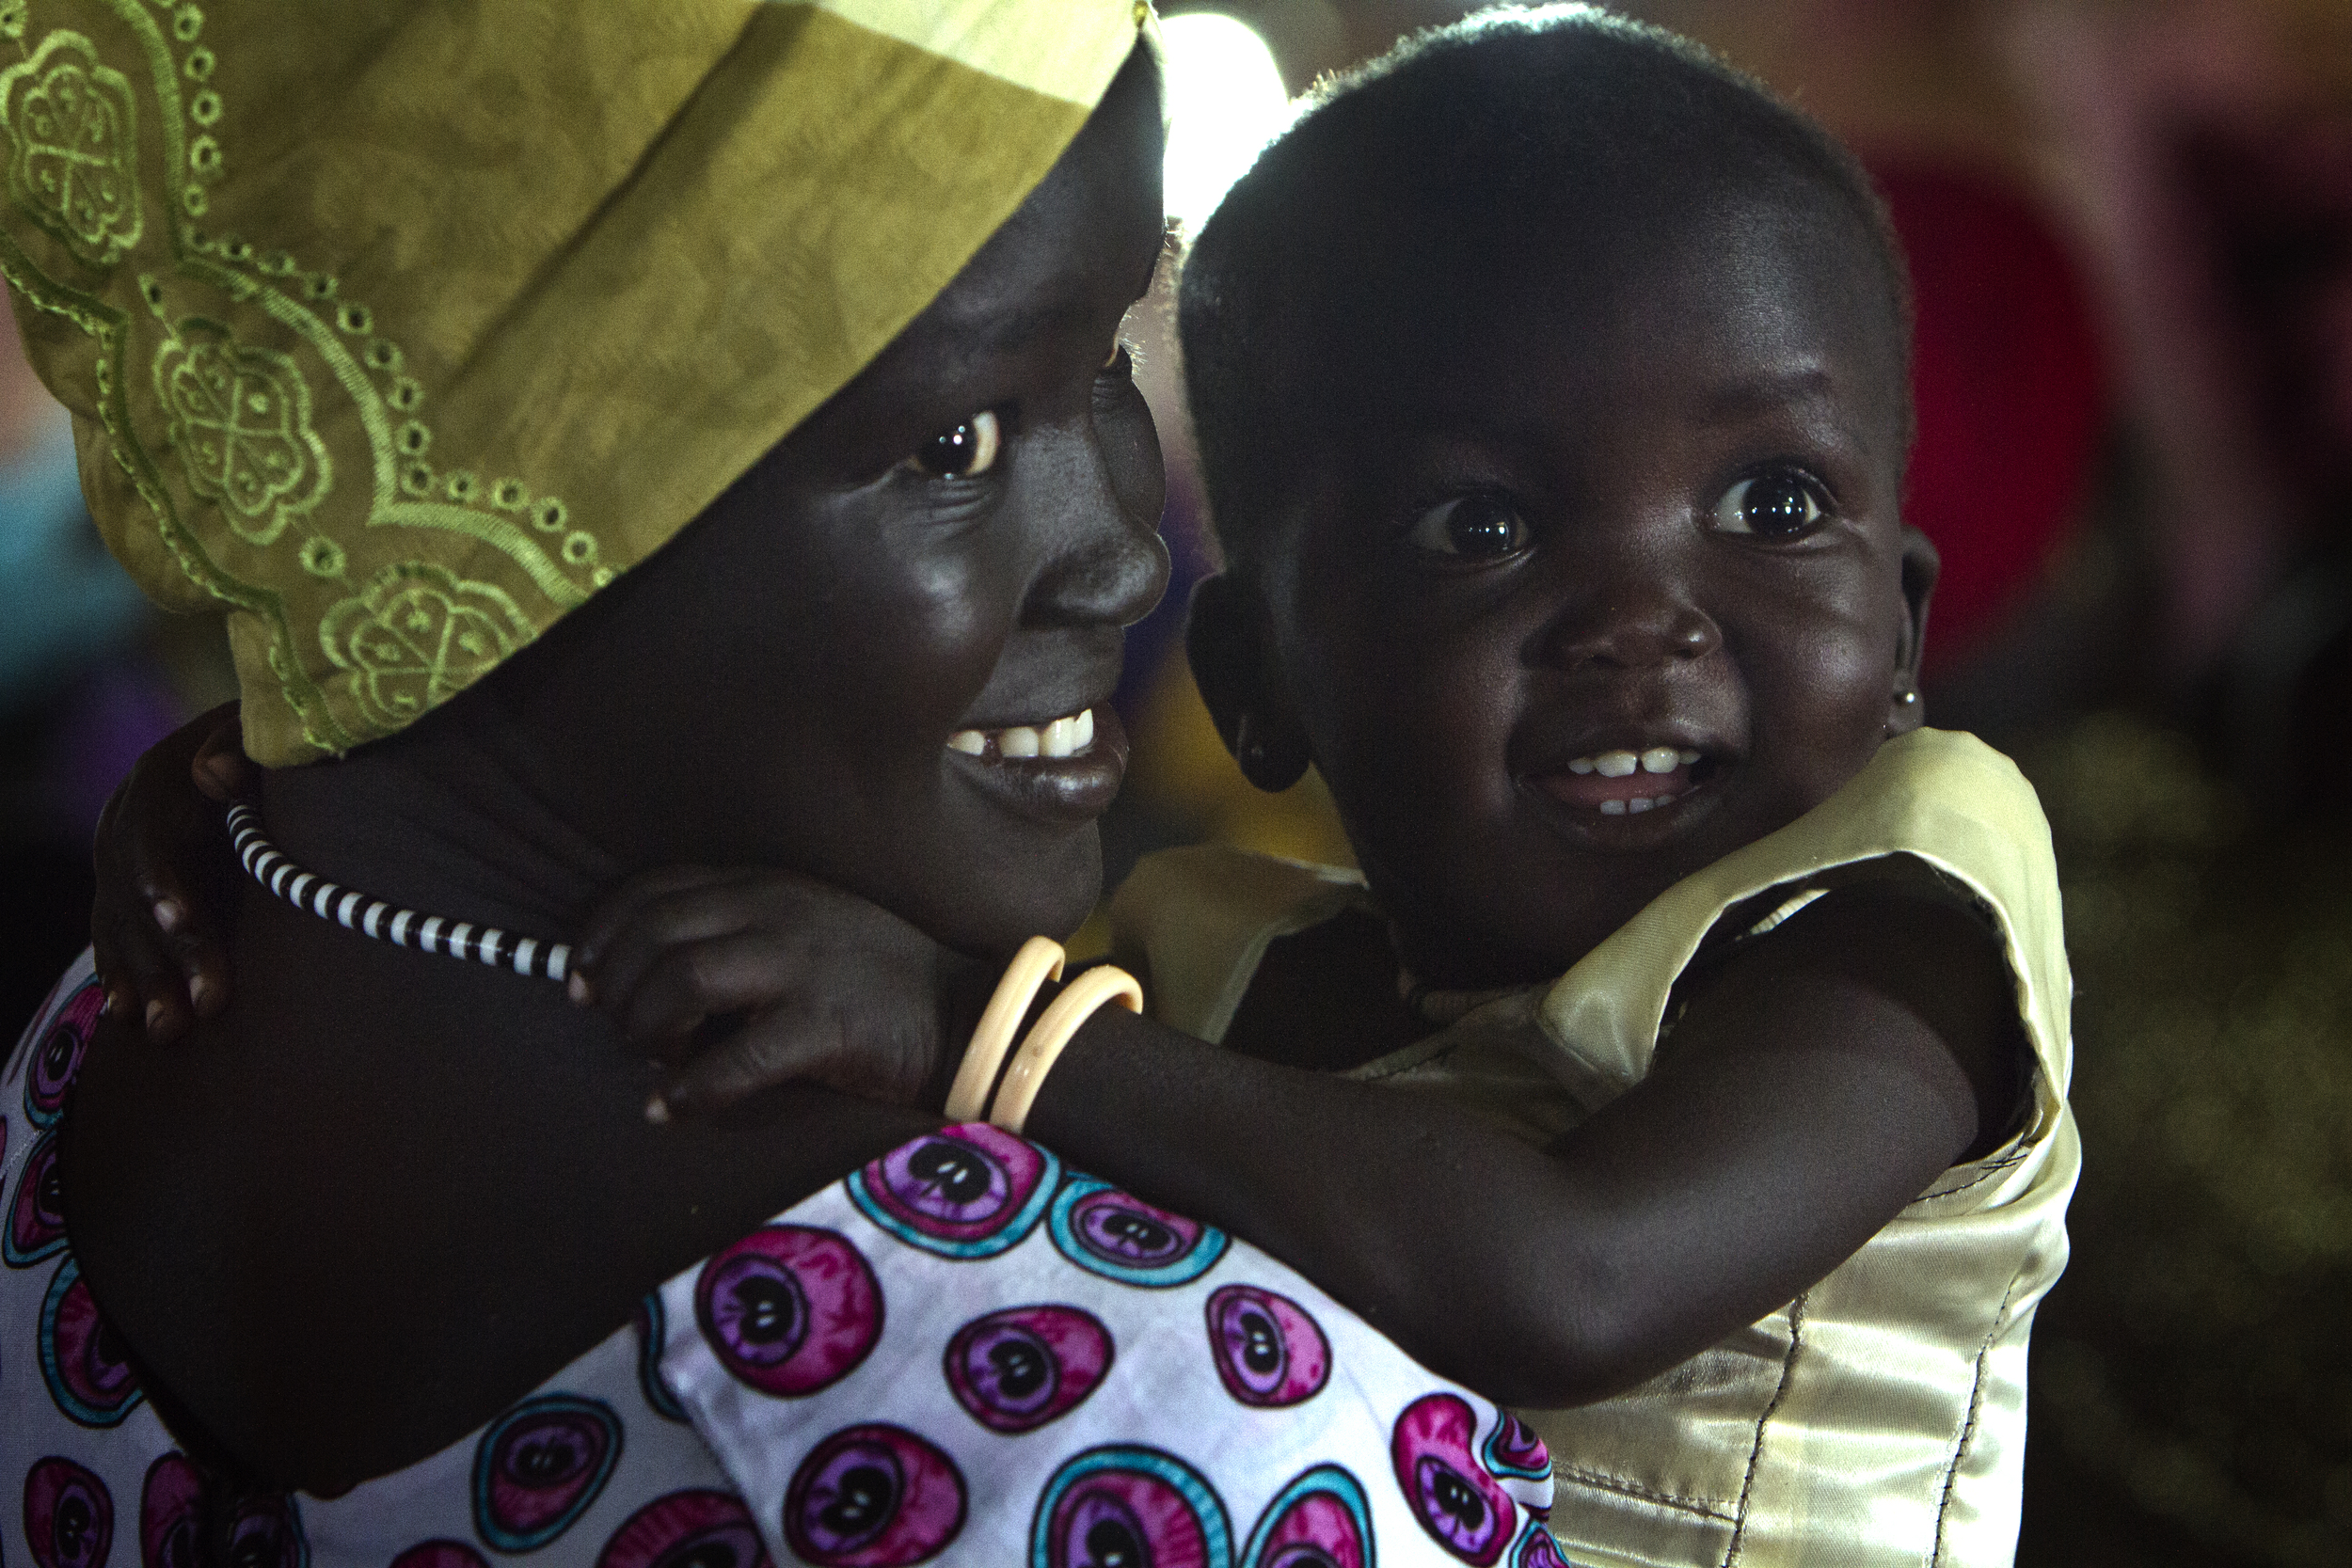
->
[[1565, 747, 1701, 778], [946, 707, 1096, 760]]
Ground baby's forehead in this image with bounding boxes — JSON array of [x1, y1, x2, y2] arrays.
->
[[1306, 174, 1907, 428]]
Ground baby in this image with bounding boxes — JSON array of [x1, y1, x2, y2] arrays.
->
[[96, 9, 2074, 1565]]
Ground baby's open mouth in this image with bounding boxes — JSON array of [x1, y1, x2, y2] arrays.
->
[[945, 707, 1097, 762], [1539, 746, 1712, 816]]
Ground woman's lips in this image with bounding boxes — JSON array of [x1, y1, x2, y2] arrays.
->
[[943, 704, 1127, 822], [1535, 746, 1705, 816]]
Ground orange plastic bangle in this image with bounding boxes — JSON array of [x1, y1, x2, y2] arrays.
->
[[988, 963, 1143, 1135], [943, 936, 1065, 1123]]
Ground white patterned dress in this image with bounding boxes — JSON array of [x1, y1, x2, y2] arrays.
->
[[1, 955, 1561, 1568]]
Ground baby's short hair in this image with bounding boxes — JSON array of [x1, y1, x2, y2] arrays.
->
[[1178, 3, 1914, 569]]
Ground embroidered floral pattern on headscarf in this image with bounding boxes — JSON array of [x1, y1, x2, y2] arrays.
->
[[0, 0, 1153, 764]]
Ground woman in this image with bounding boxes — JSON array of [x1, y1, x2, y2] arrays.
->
[[3, 2, 1550, 1561]]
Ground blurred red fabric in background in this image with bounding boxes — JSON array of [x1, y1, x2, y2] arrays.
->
[[1868, 161, 2109, 671]]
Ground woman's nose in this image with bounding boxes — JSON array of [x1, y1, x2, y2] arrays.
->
[[1026, 419, 1170, 629]]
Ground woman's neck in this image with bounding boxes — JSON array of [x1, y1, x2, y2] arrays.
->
[[257, 707, 623, 942]]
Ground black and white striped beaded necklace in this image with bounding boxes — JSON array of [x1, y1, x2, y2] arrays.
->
[[228, 803, 573, 982]]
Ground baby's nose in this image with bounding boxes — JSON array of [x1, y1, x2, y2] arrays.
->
[[1537, 588, 1722, 672]]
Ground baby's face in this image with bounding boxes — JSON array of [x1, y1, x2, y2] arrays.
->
[[1216, 190, 1931, 987]]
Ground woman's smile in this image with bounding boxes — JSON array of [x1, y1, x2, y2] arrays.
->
[[944, 702, 1130, 822]]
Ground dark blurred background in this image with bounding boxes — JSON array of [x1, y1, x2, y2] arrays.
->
[[4, 3, 2346, 1560]]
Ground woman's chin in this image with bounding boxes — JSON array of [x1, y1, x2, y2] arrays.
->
[[936, 825, 1104, 958]]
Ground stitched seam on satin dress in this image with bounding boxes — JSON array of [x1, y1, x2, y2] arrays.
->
[[1547, 1462, 1739, 1521], [1721, 1291, 1806, 1567], [1929, 1263, 2027, 1566]]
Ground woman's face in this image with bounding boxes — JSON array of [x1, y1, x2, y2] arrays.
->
[[504, 53, 1169, 956]]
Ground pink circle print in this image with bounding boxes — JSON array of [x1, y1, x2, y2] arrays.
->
[[695, 1226, 882, 1397], [40, 1260, 143, 1425], [24, 1459, 112, 1568], [1512, 1520, 1571, 1568], [1034, 1448, 1232, 1568], [784, 1425, 966, 1567], [1205, 1285, 1330, 1408], [389, 1544, 489, 1568], [139, 1455, 206, 1568], [597, 1490, 771, 1568], [850, 1126, 1057, 1259], [1240, 1466, 1373, 1568], [24, 979, 101, 1128], [1391, 1394, 1517, 1565], [945, 1305, 1114, 1433]]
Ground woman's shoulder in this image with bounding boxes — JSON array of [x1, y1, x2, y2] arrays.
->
[[54, 895, 935, 1492]]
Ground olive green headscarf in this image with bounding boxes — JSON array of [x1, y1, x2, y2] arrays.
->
[[0, 0, 1155, 764]]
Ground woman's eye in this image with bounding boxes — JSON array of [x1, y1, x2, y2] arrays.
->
[[1711, 470, 1828, 537], [902, 409, 1002, 480], [1406, 495, 1530, 561]]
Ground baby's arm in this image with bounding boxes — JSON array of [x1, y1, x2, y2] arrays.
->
[[581, 874, 2013, 1406], [1024, 886, 2016, 1404]]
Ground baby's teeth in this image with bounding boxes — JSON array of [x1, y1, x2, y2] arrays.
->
[[1000, 726, 1041, 758], [1074, 707, 1095, 750], [1641, 747, 1680, 775], [1595, 751, 1640, 778], [1040, 716, 1078, 758], [1628, 797, 1654, 813], [946, 729, 986, 755], [1567, 757, 1597, 775], [1599, 799, 1628, 816], [1678, 749, 1701, 766]]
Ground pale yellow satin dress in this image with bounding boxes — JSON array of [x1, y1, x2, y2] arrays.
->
[[1109, 728, 2077, 1568]]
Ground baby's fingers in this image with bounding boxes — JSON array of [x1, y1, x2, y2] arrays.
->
[[88, 879, 199, 1041], [610, 930, 818, 1053], [650, 1008, 846, 1122]]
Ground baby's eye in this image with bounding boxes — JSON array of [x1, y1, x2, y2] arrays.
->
[[1406, 494, 1530, 561], [1710, 470, 1829, 537], [901, 409, 1002, 480]]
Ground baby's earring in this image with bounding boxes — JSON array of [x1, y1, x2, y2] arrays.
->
[[1886, 689, 1919, 736]]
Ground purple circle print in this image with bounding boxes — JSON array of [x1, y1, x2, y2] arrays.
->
[[1048, 1179, 1229, 1288], [1391, 1395, 1516, 1565], [8, 1132, 68, 1266], [1205, 1286, 1330, 1408], [139, 1454, 205, 1568], [24, 1459, 111, 1568], [597, 1490, 771, 1568], [850, 1127, 1057, 1259], [40, 1259, 143, 1425], [471, 1395, 621, 1552], [944, 1305, 1113, 1433], [784, 1425, 966, 1567], [24, 980, 101, 1128], [695, 1226, 881, 1398], [1033, 1449, 1231, 1568]]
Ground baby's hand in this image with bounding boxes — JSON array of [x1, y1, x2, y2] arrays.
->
[[90, 702, 251, 1042], [571, 867, 993, 1122]]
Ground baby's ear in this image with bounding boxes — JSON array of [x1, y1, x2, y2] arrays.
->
[[1186, 573, 1311, 792], [1889, 525, 1940, 734]]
